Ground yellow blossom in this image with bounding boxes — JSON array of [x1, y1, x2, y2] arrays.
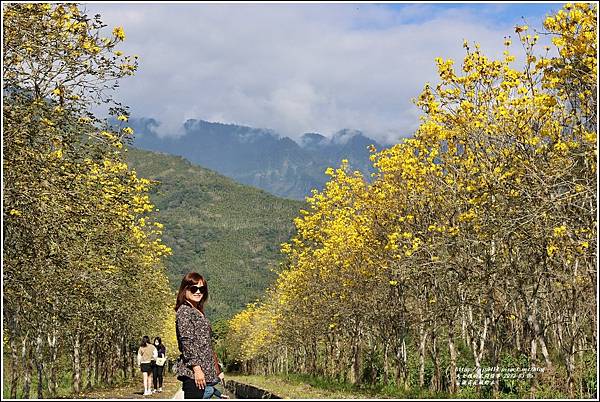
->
[[553, 225, 567, 237], [112, 26, 125, 41]]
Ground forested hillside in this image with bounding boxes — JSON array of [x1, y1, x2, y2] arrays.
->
[[126, 148, 305, 320]]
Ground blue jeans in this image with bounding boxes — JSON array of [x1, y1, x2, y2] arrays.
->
[[202, 381, 223, 399]]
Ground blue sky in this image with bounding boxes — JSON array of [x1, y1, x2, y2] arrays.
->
[[90, 2, 572, 144], [378, 2, 563, 25], [341, 3, 566, 32]]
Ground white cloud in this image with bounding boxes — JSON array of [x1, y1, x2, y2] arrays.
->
[[86, 2, 553, 145]]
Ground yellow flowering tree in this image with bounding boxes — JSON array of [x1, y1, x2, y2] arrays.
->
[[225, 4, 596, 398], [3, 3, 171, 397]]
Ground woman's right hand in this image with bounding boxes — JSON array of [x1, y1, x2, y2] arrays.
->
[[193, 366, 206, 389]]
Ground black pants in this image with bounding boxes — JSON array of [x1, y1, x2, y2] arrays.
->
[[181, 376, 205, 399], [152, 364, 164, 389]]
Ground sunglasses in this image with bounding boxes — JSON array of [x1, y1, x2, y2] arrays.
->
[[189, 284, 207, 294]]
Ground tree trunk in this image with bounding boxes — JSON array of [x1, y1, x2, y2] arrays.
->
[[34, 333, 44, 399], [303, 346, 307, 376], [515, 316, 522, 354], [448, 325, 458, 394], [110, 343, 119, 384], [10, 337, 19, 399], [538, 331, 553, 369], [418, 324, 428, 388], [122, 336, 128, 379], [110, 343, 118, 384], [334, 339, 342, 380], [395, 337, 408, 390], [95, 344, 100, 385], [430, 330, 441, 392], [471, 314, 488, 395], [349, 343, 358, 384], [85, 345, 93, 390], [309, 341, 318, 375], [72, 334, 81, 394], [130, 343, 135, 377], [47, 329, 58, 397], [350, 336, 362, 385], [383, 341, 390, 385], [565, 342, 576, 398], [491, 338, 500, 398], [529, 337, 538, 398], [529, 307, 553, 369], [22, 339, 32, 399], [285, 346, 289, 376], [102, 352, 109, 384], [461, 304, 467, 343]]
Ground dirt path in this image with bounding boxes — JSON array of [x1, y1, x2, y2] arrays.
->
[[77, 374, 234, 399], [78, 373, 181, 399]]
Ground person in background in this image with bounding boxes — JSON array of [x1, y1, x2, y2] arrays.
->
[[152, 337, 167, 393], [174, 272, 227, 399], [138, 335, 158, 396]]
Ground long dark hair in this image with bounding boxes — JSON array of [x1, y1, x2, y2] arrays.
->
[[175, 272, 208, 314], [140, 335, 150, 347], [154, 336, 165, 355]]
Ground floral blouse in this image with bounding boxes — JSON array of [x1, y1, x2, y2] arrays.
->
[[174, 303, 218, 383]]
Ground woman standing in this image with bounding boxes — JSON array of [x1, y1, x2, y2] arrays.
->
[[152, 337, 167, 393], [174, 272, 225, 399], [137, 335, 158, 396]]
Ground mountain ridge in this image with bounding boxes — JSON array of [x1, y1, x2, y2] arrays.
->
[[131, 118, 386, 200]]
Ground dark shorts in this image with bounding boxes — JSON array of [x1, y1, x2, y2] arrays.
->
[[140, 363, 152, 373]]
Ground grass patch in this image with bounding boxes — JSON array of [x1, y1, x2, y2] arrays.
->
[[225, 372, 577, 399], [225, 372, 452, 399]]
